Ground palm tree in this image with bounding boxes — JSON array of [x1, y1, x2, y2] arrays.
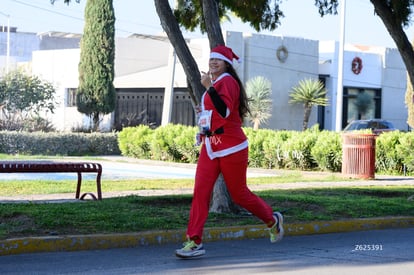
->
[[289, 78, 328, 130], [246, 76, 273, 130]]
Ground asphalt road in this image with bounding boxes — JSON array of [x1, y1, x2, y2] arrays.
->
[[0, 228, 413, 275]]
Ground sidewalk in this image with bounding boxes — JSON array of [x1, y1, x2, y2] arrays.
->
[[1, 156, 414, 256]]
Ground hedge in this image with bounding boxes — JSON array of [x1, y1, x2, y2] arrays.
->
[[0, 131, 120, 156], [1, 126, 412, 175], [117, 124, 413, 175]]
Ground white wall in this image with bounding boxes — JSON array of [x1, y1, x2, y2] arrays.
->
[[228, 32, 319, 130], [32, 49, 81, 131], [382, 48, 408, 130], [32, 49, 114, 132], [320, 41, 407, 131]]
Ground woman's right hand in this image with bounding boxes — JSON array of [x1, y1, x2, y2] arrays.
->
[[200, 71, 212, 89]]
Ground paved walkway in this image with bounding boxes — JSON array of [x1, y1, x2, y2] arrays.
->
[[1, 156, 413, 255]]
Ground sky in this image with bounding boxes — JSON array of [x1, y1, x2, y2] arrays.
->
[[2, 0, 414, 49]]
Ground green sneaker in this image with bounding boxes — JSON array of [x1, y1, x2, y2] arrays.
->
[[269, 212, 284, 243], [175, 240, 206, 258]]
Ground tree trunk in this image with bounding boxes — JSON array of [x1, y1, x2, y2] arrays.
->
[[254, 120, 259, 130], [303, 103, 312, 130], [154, 0, 239, 214], [201, 0, 240, 214], [202, 0, 225, 47], [93, 112, 100, 132], [154, 0, 204, 104], [209, 174, 231, 213], [210, 173, 245, 213], [370, 0, 414, 94]]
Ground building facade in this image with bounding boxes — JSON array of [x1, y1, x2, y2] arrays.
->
[[0, 29, 409, 132]]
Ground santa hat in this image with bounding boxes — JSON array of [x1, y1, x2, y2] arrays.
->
[[210, 45, 240, 65]]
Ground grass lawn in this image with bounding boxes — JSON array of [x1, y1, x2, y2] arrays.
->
[[0, 174, 413, 240]]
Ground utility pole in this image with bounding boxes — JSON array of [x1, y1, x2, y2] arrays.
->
[[0, 12, 10, 74], [161, 0, 177, 126], [335, 0, 346, 131], [161, 47, 176, 126]]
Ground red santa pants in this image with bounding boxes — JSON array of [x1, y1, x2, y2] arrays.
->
[[186, 145, 275, 242]]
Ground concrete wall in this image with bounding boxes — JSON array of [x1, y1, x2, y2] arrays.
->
[[382, 48, 408, 130], [227, 32, 320, 130], [32, 49, 83, 131], [320, 41, 407, 130], [0, 31, 38, 71]]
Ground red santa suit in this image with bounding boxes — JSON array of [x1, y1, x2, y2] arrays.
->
[[201, 72, 248, 159], [186, 71, 275, 243]]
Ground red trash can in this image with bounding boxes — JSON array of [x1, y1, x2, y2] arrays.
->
[[341, 133, 376, 179]]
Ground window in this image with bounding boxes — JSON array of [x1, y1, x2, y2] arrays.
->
[[66, 88, 77, 107], [342, 88, 381, 128]]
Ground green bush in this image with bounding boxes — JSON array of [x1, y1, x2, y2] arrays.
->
[[173, 126, 199, 163], [249, 128, 293, 169], [396, 132, 414, 174], [116, 124, 412, 175], [376, 131, 404, 174], [244, 127, 266, 168], [0, 131, 120, 156], [280, 129, 319, 170], [0, 124, 392, 174], [118, 124, 199, 163], [4, 125, 413, 175], [311, 131, 342, 172], [151, 124, 182, 161], [118, 125, 152, 159]]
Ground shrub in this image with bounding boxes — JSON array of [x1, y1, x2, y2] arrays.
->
[[376, 131, 404, 174], [174, 126, 199, 163], [0, 131, 120, 156], [244, 128, 266, 168], [281, 129, 319, 170], [118, 125, 152, 158], [151, 124, 180, 161], [311, 131, 342, 172], [396, 132, 414, 174], [116, 124, 413, 175]]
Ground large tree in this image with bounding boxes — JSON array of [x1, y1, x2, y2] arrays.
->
[[76, 0, 116, 131], [155, 0, 230, 213], [155, 0, 286, 213]]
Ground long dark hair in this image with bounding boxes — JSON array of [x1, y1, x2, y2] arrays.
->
[[226, 64, 250, 121]]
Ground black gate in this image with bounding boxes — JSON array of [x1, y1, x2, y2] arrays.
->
[[114, 88, 195, 130]]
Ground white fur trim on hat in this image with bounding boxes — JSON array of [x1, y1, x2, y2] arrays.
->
[[210, 52, 233, 65]]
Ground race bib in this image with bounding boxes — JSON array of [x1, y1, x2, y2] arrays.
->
[[198, 110, 212, 132]]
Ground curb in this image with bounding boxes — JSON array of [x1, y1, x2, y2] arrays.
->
[[1, 216, 413, 256]]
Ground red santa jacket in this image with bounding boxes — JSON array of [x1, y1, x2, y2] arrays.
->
[[199, 73, 248, 159]]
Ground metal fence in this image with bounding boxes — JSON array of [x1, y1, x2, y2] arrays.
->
[[114, 88, 195, 130]]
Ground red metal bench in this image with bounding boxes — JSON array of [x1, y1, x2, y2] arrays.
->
[[0, 161, 103, 200]]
